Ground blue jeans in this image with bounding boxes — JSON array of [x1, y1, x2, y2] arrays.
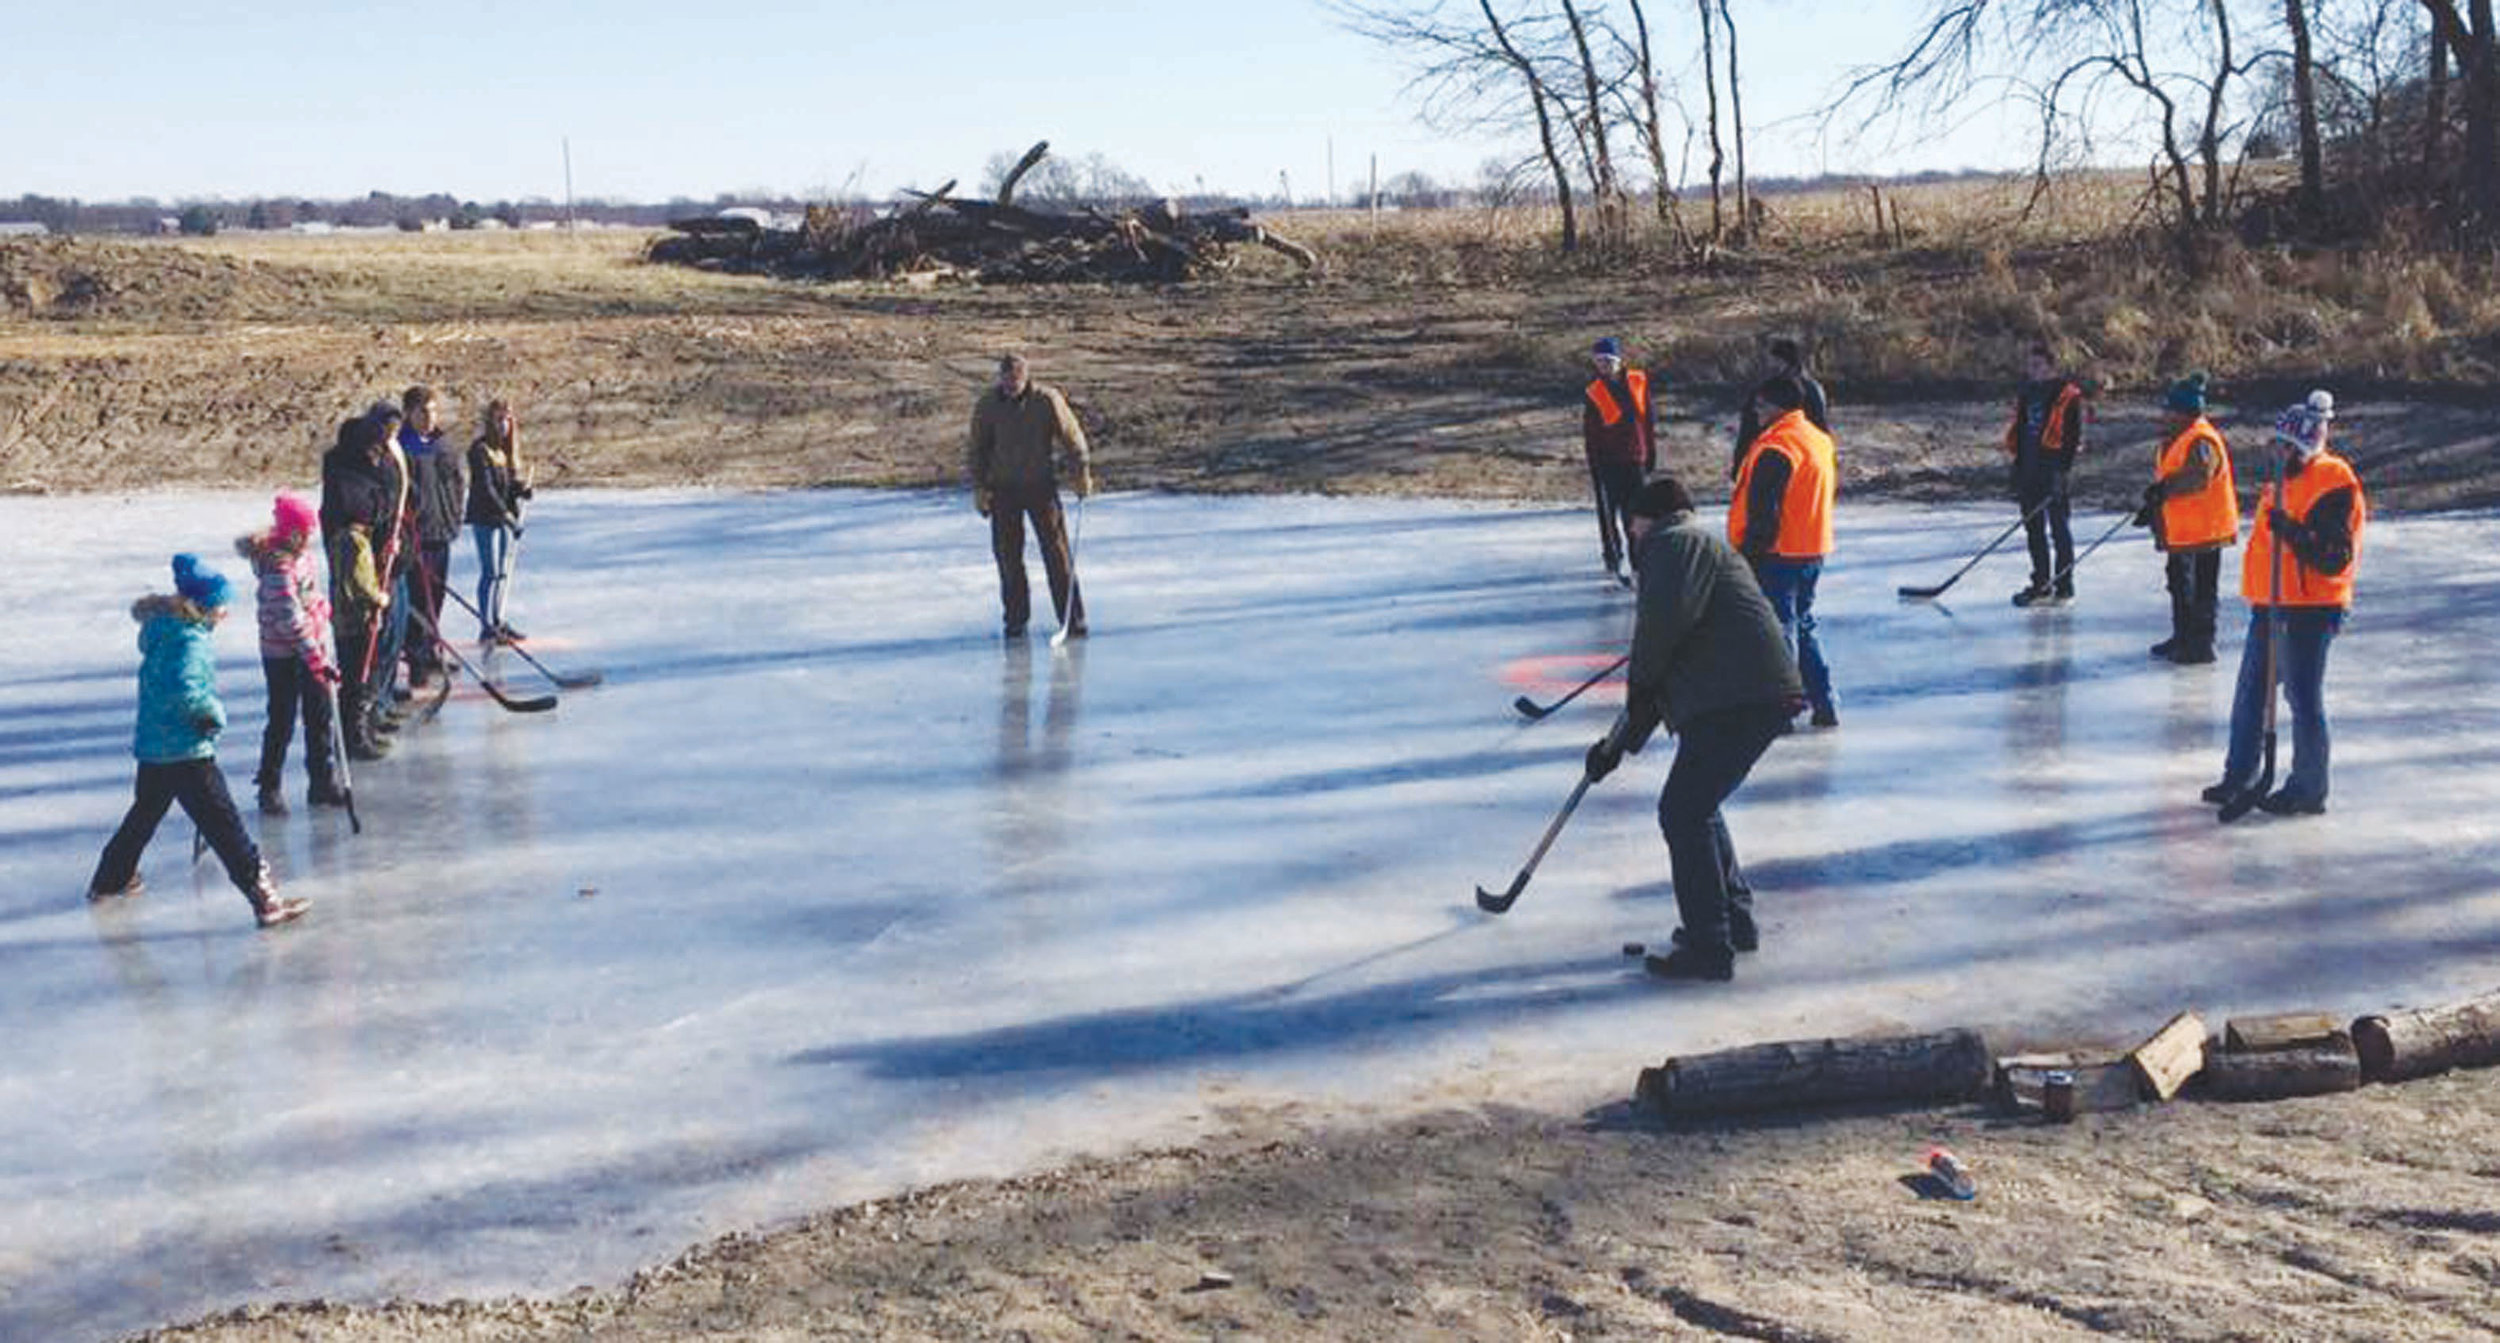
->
[[472, 524, 512, 634], [374, 570, 412, 697], [1752, 557, 1833, 716], [2222, 606, 2343, 802]]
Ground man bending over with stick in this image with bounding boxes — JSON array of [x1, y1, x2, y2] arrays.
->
[[1583, 474, 1802, 982]]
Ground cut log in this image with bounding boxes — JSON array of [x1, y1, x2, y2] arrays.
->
[[2129, 1011, 2209, 1101], [2224, 1012, 2343, 1053], [1635, 1028, 1990, 1119], [2204, 1041, 2362, 1101], [2352, 988, 2500, 1082], [1995, 1051, 2140, 1114]]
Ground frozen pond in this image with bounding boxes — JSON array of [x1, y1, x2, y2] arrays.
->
[[3, 488, 2496, 1341]]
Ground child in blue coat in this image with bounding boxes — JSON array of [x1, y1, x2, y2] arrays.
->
[[87, 554, 310, 928]]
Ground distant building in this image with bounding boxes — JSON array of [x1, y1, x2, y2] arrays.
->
[[0, 221, 48, 237]]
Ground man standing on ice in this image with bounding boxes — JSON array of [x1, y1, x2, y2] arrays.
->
[[1581, 474, 1803, 982], [2207, 392, 2364, 818], [2133, 372, 2237, 665], [2005, 340, 2089, 607], [1580, 336, 1654, 584], [1729, 374, 1840, 728], [969, 352, 1093, 640]]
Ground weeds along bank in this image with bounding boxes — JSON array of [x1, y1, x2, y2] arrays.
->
[[6, 190, 2500, 504]]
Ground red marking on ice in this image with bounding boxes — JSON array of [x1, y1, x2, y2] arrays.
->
[[1498, 653, 1627, 701]]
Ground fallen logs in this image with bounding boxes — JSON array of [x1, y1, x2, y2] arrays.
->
[[2353, 987, 2500, 1083], [1636, 1028, 1992, 1119], [649, 189, 1317, 284]]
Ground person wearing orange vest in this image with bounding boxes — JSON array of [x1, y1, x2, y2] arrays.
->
[[1729, 374, 1839, 727], [2205, 392, 2365, 817], [1582, 336, 1656, 583], [2130, 373, 2238, 665], [1731, 335, 1829, 480], [2005, 341, 2090, 606]]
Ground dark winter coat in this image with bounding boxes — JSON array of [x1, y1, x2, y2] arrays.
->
[[1622, 512, 1804, 745], [402, 428, 466, 545], [319, 443, 395, 611], [969, 383, 1090, 493]]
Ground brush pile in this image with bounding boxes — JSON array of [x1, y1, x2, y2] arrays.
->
[[645, 143, 1316, 284]]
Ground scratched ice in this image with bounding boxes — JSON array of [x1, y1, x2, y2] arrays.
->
[[3, 490, 2497, 1341]]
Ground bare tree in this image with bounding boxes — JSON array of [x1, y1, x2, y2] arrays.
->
[[2286, 0, 2327, 211], [1716, 0, 1754, 236], [1559, 0, 1627, 244], [1697, 0, 1727, 239], [2418, 0, 2500, 221], [1620, 0, 1694, 239]]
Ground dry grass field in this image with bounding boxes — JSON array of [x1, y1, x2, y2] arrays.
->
[[9, 177, 2500, 511]]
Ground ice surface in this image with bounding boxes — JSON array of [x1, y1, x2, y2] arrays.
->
[[2, 489, 2496, 1341]]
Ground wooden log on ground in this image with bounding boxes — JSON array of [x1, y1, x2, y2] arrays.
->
[[2353, 988, 2500, 1082], [2204, 1041, 2363, 1101], [995, 141, 1050, 205], [1636, 1028, 1990, 1119], [2130, 1011, 2209, 1101], [1995, 1051, 2140, 1114], [2225, 1012, 2343, 1053]]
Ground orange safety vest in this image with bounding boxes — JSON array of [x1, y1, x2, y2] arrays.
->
[[2243, 451, 2365, 608], [1585, 369, 1650, 427], [2154, 417, 2238, 552], [1728, 409, 1837, 559], [2003, 381, 2085, 456]]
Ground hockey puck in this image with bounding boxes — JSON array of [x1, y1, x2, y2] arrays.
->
[[1621, 941, 1645, 958]]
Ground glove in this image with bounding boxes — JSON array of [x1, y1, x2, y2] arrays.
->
[[191, 711, 221, 736], [1585, 735, 1624, 783], [2131, 502, 2157, 528], [313, 663, 342, 688], [974, 487, 992, 517], [2266, 505, 2296, 535]]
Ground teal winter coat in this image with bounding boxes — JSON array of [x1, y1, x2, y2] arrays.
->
[[130, 595, 225, 763]]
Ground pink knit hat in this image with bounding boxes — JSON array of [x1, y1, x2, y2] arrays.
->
[[272, 494, 318, 541]]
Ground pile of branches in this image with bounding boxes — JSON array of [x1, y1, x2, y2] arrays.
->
[[648, 143, 1317, 284]]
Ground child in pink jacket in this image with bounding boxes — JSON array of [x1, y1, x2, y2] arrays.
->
[[235, 495, 347, 814]]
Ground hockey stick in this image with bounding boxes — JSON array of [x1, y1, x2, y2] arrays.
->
[[1897, 495, 2052, 600], [1476, 755, 1604, 915], [2219, 451, 2287, 824], [323, 679, 362, 835], [1513, 655, 1627, 721], [1051, 494, 1086, 649], [2040, 510, 2137, 594], [444, 584, 601, 688], [417, 604, 556, 713]]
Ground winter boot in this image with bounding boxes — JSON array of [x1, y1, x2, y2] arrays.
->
[[2149, 637, 2179, 659], [256, 780, 289, 815], [88, 873, 145, 901], [2199, 779, 2242, 805], [1673, 914, 1758, 954], [2012, 581, 2056, 608], [308, 776, 351, 808], [1643, 945, 1735, 982], [247, 865, 310, 929], [2170, 644, 2216, 665], [2255, 789, 2327, 818]]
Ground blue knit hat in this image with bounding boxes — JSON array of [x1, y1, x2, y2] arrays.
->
[[2164, 372, 2209, 414], [1591, 336, 1623, 359], [171, 553, 231, 609]]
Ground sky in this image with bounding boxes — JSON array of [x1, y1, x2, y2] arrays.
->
[[3, 1, 2030, 205]]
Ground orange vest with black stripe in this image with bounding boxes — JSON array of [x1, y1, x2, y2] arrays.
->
[[2244, 451, 2365, 608], [1586, 370, 1649, 427], [2154, 417, 2238, 552], [1728, 410, 1837, 559]]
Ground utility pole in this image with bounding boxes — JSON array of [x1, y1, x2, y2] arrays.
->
[[1327, 137, 1335, 208], [1368, 154, 1379, 225], [562, 137, 575, 231]]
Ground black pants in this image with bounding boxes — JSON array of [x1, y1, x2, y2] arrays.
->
[[2164, 549, 2222, 655], [1658, 702, 1788, 958], [333, 599, 383, 747], [91, 758, 262, 899], [2017, 469, 2074, 589], [257, 655, 340, 794], [1589, 456, 1645, 572], [990, 485, 1084, 635], [407, 541, 452, 677]]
